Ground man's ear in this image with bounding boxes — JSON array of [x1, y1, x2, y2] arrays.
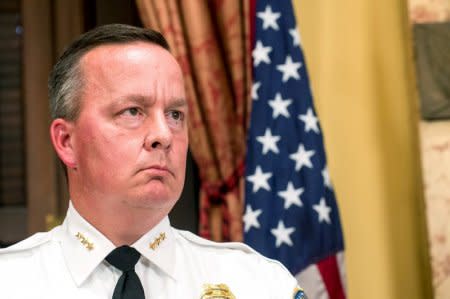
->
[[50, 119, 77, 169]]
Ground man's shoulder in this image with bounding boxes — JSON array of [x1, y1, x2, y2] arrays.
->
[[173, 229, 292, 274], [0, 229, 56, 261], [0, 229, 64, 297], [175, 229, 256, 255], [172, 229, 305, 298]]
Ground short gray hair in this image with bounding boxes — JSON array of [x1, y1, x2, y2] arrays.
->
[[48, 24, 170, 121]]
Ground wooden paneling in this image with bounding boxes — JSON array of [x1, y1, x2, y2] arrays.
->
[[22, 0, 57, 234]]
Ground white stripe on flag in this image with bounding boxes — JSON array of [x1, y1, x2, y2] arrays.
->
[[337, 251, 347, 294], [296, 263, 329, 299]]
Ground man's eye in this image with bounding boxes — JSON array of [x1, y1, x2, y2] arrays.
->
[[115, 107, 144, 128], [166, 110, 185, 129], [125, 107, 140, 116], [170, 111, 182, 120]]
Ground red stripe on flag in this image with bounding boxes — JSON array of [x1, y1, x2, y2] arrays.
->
[[317, 255, 346, 299]]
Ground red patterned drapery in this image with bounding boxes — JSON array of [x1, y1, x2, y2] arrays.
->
[[136, 0, 252, 241]]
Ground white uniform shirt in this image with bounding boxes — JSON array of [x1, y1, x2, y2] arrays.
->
[[0, 202, 304, 299]]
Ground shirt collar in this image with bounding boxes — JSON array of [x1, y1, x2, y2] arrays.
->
[[57, 202, 115, 286], [56, 202, 177, 286], [132, 216, 177, 281]]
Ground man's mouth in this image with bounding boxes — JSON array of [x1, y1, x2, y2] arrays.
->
[[140, 165, 173, 177]]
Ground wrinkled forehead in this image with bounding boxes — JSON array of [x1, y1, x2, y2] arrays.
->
[[80, 41, 181, 74]]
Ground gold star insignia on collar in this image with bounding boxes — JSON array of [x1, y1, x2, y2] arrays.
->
[[149, 232, 166, 250], [75, 232, 94, 251], [201, 283, 236, 299]]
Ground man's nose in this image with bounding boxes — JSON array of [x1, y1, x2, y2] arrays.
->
[[143, 114, 172, 151]]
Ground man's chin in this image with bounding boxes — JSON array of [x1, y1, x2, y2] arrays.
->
[[123, 193, 179, 210]]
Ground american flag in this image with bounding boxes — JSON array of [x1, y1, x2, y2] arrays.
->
[[244, 1, 346, 298]]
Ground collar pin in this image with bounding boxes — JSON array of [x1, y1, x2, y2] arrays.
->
[[75, 232, 94, 251], [149, 232, 166, 250]]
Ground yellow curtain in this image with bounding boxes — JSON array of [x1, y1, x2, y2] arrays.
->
[[293, 1, 433, 299]]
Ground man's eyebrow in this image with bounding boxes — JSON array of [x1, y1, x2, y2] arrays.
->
[[111, 95, 188, 110], [168, 98, 188, 108], [114, 94, 153, 107]]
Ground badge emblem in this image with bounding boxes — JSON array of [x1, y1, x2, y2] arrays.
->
[[201, 283, 236, 299]]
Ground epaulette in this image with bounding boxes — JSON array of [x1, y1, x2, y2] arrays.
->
[[0, 228, 56, 256], [176, 229, 256, 254], [175, 229, 291, 270]]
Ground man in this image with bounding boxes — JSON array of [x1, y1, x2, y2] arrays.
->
[[0, 24, 306, 299]]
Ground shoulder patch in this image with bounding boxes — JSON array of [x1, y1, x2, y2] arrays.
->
[[293, 286, 308, 299]]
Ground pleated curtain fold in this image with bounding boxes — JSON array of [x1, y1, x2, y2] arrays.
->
[[136, 0, 252, 241]]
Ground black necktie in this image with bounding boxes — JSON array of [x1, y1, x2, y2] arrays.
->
[[106, 246, 145, 299]]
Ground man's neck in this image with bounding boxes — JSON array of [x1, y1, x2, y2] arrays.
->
[[71, 198, 167, 246]]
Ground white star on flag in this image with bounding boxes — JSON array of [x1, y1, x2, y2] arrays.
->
[[289, 144, 315, 171], [278, 181, 304, 209], [271, 220, 295, 247], [257, 5, 281, 30], [243, 204, 262, 232], [252, 81, 261, 100], [298, 108, 320, 133], [276, 55, 302, 82], [246, 166, 273, 193], [268, 93, 292, 119], [322, 166, 332, 189], [256, 128, 281, 155], [289, 27, 301, 47], [289, 27, 301, 46], [245, 2, 347, 296], [252, 40, 272, 67], [313, 198, 332, 224]]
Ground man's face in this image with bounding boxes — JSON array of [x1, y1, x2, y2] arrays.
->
[[70, 42, 188, 212]]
